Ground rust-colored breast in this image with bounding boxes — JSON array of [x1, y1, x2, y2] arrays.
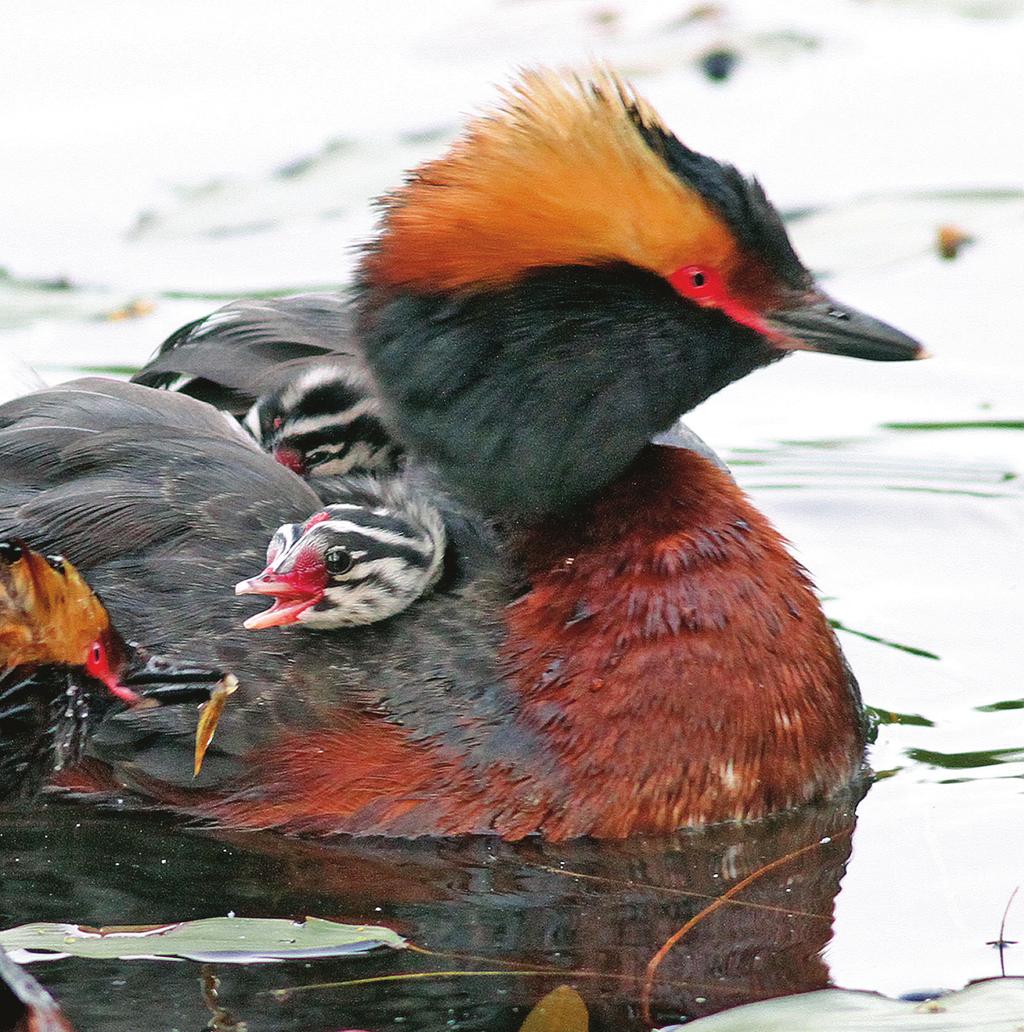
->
[[501, 446, 864, 837]]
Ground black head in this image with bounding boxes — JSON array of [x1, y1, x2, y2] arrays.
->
[[354, 70, 925, 520]]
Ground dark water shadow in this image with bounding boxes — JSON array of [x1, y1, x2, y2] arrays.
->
[[0, 784, 866, 1031]]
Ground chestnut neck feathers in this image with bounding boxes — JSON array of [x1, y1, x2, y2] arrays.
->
[[501, 446, 865, 835], [356, 72, 809, 520]]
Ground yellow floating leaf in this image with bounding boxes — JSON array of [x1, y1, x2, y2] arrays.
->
[[518, 985, 588, 1032]]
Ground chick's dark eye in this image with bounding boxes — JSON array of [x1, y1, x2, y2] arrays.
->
[[690, 271, 706, 288], [92, 644, 102, 662], [324, 546, 354, 575]]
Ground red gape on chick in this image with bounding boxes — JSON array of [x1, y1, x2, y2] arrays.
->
[[0, 70, 924, 838]]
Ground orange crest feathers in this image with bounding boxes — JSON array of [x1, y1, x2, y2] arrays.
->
[[0, 544, 112, 671], [366, 70, 740, 293]]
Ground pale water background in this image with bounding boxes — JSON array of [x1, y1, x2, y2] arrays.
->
[[1, 0, 1023, 1026]]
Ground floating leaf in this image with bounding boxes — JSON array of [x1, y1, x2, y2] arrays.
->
[[518, 985, 588, 1032], [829, 620, 939, 661], [661, 978, 1024, 1030], [97, 299, 156, 322], [976, 699, 1024, 712], [160, 285, 339, 302], [906, 746, 1024, 770], [882, 420, 1024, 431], [936, 224, 974, 260], [0, 916, 405, 965]]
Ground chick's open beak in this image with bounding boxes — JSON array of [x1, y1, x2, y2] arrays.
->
[[767, 293, 928, 362], [235, 570, 324, 630]]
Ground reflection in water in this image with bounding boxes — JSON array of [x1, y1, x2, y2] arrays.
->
[[0, 784, 866, 1031]]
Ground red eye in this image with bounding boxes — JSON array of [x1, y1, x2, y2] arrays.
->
[[85, 640, 107, 679], [83, 636, 138, 703], [272, 416, 283, 431], [667, 264, 772, 337], [668, 265, 724, 306]]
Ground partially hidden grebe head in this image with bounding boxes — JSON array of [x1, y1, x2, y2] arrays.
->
[[1, 540, 128, 694], [245, 364, 402, 478], [0, 540, 223, 795], [356, 69, 925, 519], [0, 539, 218, 705], [235, 479, 446, 630]]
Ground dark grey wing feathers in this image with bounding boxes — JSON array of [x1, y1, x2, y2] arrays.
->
[[0, 377, 521, 791], [0, 378, 321, 622], [0, 378, 337, 778], [133, 293, 363, 414]]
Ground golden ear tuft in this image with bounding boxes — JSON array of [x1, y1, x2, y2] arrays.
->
[[364, 69, 739, 294], [0, 543, 111, 671]]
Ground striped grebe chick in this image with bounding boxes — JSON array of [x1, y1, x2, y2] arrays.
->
[[132, 293, 404, 480], [236, 478, 445, 630], [243, 364, 402, 478]]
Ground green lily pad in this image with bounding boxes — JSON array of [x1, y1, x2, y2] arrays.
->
[[663, 979, 1024, 1030], [0, 916, 405, 964]]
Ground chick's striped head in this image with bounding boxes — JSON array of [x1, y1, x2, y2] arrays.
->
[[236, 479, 445, 630], [246, 365, 402, 478]]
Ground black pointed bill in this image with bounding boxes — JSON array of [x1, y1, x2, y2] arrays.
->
[[767, 294, 928, 362], [120, 648, 225, 705]]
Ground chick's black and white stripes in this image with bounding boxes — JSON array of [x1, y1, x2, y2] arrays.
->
[[246, 365, 402, 477], [266, 478, 446, 628]]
